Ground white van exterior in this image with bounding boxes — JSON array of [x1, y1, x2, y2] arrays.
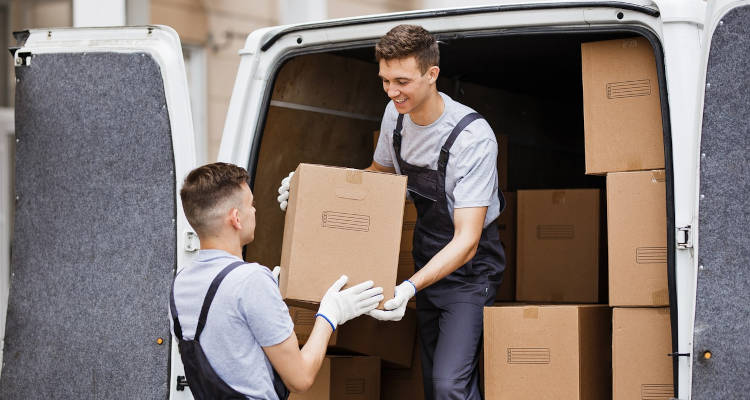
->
[[2, 1, 747, 399]]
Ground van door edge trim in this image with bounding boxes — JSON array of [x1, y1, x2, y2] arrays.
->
[[260, 2, 660, 51]]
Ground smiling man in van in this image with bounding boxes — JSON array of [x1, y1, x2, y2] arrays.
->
[[171, 162, 384, 400], [276, 24, 506, 400], [363, 24, 506, 400]]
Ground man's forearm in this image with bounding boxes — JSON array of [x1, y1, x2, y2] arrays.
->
[[295, 318, 333, 390], [409, 235, 478, 291]]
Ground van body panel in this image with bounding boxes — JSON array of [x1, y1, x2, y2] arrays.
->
[[2, 26, 196, 399], [692, 3, 750, 399]]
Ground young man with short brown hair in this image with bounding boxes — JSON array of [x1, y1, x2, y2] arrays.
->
[[172, 162, 383, 399], [368, 25, 505, 399]]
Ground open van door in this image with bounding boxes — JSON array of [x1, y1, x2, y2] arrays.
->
[[693, 2, 750, 399], [1, 26, 196, 398]]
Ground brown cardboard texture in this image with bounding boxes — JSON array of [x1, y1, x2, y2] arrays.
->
[[290, 356, 380, 400], [484, 305, 611, 400], [381, 339, 424, 400], [290, 306, 416, 368], [400, 201, 418, 309], [398, 201, 417, 283], [496, 192, 516, 301], [581, 37, 665, 174], [516, 189, 601, 303], [280, 164, 406, 308], [607, 170, 669, 306], [613, 308, 673, 400]]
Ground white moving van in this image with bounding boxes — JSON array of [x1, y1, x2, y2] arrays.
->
[[1, 1, 747, 399]]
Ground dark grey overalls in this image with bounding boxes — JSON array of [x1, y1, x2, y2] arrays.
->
[[393, 113, 506, 400]]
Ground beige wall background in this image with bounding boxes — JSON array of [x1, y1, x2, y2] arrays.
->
[[3, 0, 481, 161]]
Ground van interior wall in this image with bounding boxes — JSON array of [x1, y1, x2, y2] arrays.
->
[[246, 33, 624, 270], [246, 54, 385, 267]]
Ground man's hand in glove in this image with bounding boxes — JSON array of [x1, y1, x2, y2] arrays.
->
[[367, 280, 416, 322], [315, 275, 384, 331], [276, 171, 294, 211]]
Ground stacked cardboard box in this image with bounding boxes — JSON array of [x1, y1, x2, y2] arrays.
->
[[484, 305, 611, 399], [581, 37, 672, 400], [581, 37, 665, 175], [289, 306, 416, 368], [290, 356, 381, 400], [607, 170, 668, 306], [515, 189, 602, 303], [381, 339, 425, 400], [612, 308, 673, 400]]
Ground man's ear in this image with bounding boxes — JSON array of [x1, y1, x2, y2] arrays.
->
[[427, 66, 440, 84], [229, 208, 242, 230]]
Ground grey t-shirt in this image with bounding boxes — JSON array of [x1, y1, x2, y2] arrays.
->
[[374, 92, 501, 227], [170, 249, 293, 400]]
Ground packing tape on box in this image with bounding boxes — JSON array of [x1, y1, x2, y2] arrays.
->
[[523, 307, 540, 319], [552, 191, 567, 205], [651, 289, 669, 306], [346, 170, 363, 184], [651, 170, 666, 182]]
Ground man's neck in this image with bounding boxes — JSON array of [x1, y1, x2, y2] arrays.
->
[[409, 90, 444, 126], [199, 236, 243, 259]]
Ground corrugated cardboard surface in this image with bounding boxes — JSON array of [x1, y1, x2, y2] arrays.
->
[[290, 356, 381, 400], [483, 305, 611, 400], [612, 308, 673, 400], [290, 306, 416, 368], [398, 201, 417, 283], [516, 189, 601, 303], [280, 164, 406, 308], [496, 192, 516, 301], [381, 339, 425, 400], [400, 201, 418, 309], [581, 37, 665, 175], [607, 170, 668, 306]]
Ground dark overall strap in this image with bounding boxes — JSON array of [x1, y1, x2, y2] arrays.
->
[[438, 112, 482, 173], [170, 260, 246, 341], [392, 113, 405, 162]]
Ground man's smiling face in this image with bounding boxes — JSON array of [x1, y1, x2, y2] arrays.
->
[[379, 55, 437, 116]]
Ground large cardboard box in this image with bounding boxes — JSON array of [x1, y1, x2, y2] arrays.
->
[[581, 37, 665, 175], [381, 339, 424, 400], [613, 308, 673, 400], [496, 192, 516, 301], [290, 306, 416, 368], [280, 164, 407, 308], [607, 170, 668, 306], [290, 356, 381, 400], [484, 305, 611, 400], [516, 189, 601, 303]]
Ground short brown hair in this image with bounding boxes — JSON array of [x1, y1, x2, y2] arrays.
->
[[375, 24, 439, 74], [180, 162, 249, 236]]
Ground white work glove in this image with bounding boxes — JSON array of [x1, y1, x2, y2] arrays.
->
[[272, 266, 281, 286], [316, 275, 384, 330], [367, 280, 416, 322], [276, 171, 294, 211]]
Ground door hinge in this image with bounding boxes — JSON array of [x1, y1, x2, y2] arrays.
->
[[176, 375, 188, 391], [676, 225, 693, 249], [185, 230, 200, 252]]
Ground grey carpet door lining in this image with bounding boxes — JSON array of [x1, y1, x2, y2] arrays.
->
[[0, 52, 176, 399]]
